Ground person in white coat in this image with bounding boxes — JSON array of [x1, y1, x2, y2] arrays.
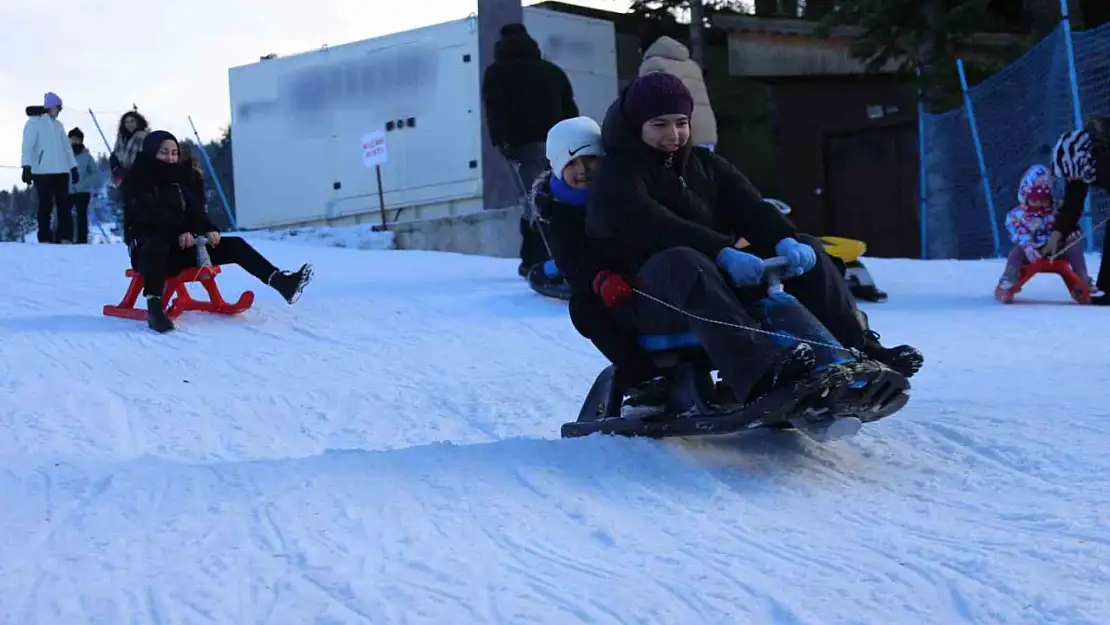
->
[[637, 22, 718, 151], [21, 92, 80, 243]]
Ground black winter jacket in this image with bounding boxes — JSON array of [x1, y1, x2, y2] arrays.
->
[[481, 32, 579, 148], [121, 156, 217, 247], [531, 171, 628, 296], [585, 94, 795, 275], [1055, 149, 1109, 237]]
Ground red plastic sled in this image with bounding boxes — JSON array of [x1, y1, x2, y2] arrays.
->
[[994, 258, 1091, 304], [103, 266, 255, 321]]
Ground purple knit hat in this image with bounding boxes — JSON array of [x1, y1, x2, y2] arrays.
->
[[44, 92, 62, 109], [621, 73, 694, 129]]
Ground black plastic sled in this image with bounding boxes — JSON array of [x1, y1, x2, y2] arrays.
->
[[560, 357, 909, 443], [560, 256, 910, 443]]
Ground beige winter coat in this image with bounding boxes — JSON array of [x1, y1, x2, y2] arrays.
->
[[638, 36, 718, 147]]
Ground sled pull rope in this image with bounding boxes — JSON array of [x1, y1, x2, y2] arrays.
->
[[1049, 214, 1110, 261], [629, 287, 863, 357]]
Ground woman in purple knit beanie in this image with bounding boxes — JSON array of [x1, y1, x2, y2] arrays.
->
[[581, 71, 923, 409]]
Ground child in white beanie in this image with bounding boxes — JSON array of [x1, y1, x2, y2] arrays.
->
[[530, 116, 664, 406]]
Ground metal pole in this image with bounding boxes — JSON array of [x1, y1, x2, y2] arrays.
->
[[688, 0, 705, 65], [186, 116, 237, 231], [956, 58, 1002, 257], [81, 109, 111, 242], [916, 67, 928, 259], [1058, 1, 1094, 252], [375, 164, 387, 229]]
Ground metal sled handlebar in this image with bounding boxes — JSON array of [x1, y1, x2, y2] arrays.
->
[[762, 256, 791, 294], [763, 256, 790, 271]]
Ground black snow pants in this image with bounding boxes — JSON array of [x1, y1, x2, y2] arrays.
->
[[786, 233, 870, 351], [32, 173, 72, 243], [70, 192, 90, 244], [1097, 221, 1110, 292], [628, 246, 784, 402], [131, 235, 278, 298], [569, 292, 658, 386], [627, 235, 870, 401]]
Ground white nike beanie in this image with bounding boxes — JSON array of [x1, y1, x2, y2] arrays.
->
[[546, 116, 603, 180]]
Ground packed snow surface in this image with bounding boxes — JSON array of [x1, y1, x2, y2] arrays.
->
[[1, 237, 1107, 624]]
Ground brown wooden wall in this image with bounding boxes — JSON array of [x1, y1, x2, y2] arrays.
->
[[769, 76, 922, 258]]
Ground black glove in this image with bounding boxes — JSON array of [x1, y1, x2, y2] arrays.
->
[[498, 144, 518, 162], [71, 167, 79, 185], [21, 166, 32, 185], [109, 154, 120, 170]]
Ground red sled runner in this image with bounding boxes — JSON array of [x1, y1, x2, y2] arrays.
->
[[103, 266, 255, 321], [994, 258, 1091, 304]]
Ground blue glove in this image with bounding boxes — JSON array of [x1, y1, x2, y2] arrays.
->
[[716, 247, 765, 287], [775, 237, 817, 277], [543, 259, 560, 278]]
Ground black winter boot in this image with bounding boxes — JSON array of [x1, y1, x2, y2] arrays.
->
[[858, 330, 923, 378], [268, 264, 314, 304], [745, 343, 817, 404], [145, 296, 175, 333]]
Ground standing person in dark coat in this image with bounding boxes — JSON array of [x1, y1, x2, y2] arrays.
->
[[481, 22, 580, 276], [122, 130, 313, 333], [1043, 115, 1110, 305], [585, 73, 923, 403], [67, 127, 100, 244], [531, 116, 663, 402]]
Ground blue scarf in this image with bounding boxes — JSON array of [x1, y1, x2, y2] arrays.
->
[[550, 175, 589, 207]]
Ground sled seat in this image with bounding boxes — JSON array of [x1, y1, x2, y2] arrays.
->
[[996, 258, 1091, 305], [102, 266, 255, 321], [638, 332, 701, 351]]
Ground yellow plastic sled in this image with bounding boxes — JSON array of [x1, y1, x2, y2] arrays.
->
[[737, 200, 889, 303]]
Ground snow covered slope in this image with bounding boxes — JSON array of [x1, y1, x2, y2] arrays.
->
[[1, 240, 1107, 625]]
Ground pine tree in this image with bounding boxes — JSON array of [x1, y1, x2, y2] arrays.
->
[[817, 0, 1022, 112]]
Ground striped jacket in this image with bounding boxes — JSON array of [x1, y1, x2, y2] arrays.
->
[[1050, 124, 1107, 235]]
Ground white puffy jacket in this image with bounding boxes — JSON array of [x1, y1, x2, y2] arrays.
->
[[21, 111, 78, 175], [638, 36, 718, 147]]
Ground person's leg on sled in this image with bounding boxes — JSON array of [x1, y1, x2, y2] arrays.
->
[[778, 233, 923, 377], [202, 232, 312, 302], [132, 232, 312, 333], [631, 246, 817, 406], [569, 291, 666, 406]]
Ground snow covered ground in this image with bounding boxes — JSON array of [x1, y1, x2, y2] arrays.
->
[[0, 238, 1107, 625]]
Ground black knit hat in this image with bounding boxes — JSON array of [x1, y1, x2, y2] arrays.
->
[[141, 130, 178, 158], [67, 127, 84, 140], [500, 23, 528, 37], [622, 72, 694, 129]]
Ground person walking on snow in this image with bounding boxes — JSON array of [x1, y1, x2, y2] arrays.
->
[[481, 22, 580, 276], [1043, 115, 1110, 305], [21, 92, 80, 243], [637, 21, 718, 152], [67, 127, 100, 244]]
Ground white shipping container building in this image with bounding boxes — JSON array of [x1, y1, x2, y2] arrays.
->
[[228, 7, 618, 230]]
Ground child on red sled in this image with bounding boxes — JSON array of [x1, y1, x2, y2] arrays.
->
[[995, 164, 1092, 303]]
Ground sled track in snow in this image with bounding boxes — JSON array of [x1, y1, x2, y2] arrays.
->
[[0, 243, 1108, 624]]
